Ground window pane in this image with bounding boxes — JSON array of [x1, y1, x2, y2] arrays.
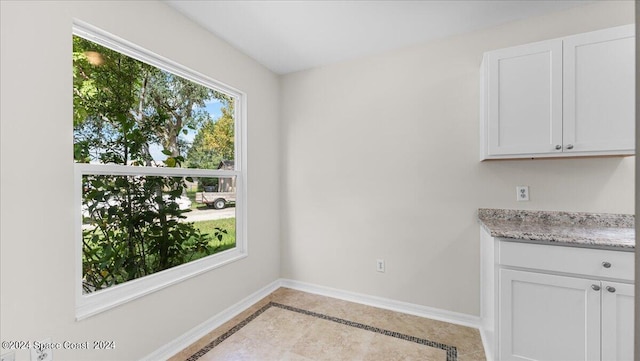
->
[[73, 35, 235, 169], [81, 175, 236, 294]]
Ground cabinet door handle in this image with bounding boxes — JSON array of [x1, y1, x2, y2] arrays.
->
[[591, 284, 601, 291], [606, 286, 616, 293], [555, 145, 562, 150], [565, 144, 574, 150], [602, 261, 612, 268]]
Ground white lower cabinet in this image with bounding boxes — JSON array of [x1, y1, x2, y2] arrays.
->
[[601, 282, 635, 361], [499, 269, 601, 361], [481, 232, 635, 361], [500, 270, 634, 361]]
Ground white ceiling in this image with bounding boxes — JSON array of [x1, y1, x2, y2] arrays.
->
[[165, 0, 596, 75]]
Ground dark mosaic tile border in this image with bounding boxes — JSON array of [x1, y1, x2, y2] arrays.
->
[[186, 301, 458, 361]]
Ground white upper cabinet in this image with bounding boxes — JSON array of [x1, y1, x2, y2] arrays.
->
[[485, 39, 563, 156], [563, 26, 636, 154], [481, 25, 635, 160]]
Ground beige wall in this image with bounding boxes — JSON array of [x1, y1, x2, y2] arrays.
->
[[280, 1, 635, 316], [1, 1, 635, 358], [0, 1, 280, 360]]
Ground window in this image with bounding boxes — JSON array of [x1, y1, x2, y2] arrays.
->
[[73, 22, 247, 319]]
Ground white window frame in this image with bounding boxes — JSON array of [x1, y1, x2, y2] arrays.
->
[[73, 21, 248, 320]]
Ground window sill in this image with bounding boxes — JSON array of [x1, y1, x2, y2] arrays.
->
[[76, 248, 247, 321]]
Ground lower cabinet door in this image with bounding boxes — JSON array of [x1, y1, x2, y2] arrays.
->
[[499, 269, 601, 361], [601, 282, 634, 361]]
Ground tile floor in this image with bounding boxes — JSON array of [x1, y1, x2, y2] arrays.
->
[[169, 288, 486, 361]]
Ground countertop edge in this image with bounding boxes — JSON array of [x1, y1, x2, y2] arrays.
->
[[478, 209, 635, 251]]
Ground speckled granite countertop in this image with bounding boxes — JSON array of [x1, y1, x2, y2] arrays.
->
[[478, 208, 635, 251]]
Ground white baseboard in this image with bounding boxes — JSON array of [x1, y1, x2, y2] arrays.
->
[[479, 327, 494, 361], [143, 278, 486, 360], [139, 279, 282, 361], [279, 279, 481, 329]]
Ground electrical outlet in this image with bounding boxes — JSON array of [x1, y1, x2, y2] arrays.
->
[[516, 186, 529, 201], [376, 259, 385, 272], [31, 339, 53, 361], [1, 351, 16, 361]]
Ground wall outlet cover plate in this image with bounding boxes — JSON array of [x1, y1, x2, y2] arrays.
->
[[30, 339, 53, 361], [1, 351, 16, 361], [516, 186, 529, 201]]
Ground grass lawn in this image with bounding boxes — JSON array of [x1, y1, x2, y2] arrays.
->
[[192, 217, 236, 252]]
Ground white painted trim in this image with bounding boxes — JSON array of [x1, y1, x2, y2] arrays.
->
[[77, 249, 247, 321], [73, 20, 244, 101], [142, 279, 485, 360], [75, 164, 239, 178], [139, 280, 282, 361], [72, 21, 249, 320], [479, 327, 494, 361], [279, 279, 481, 329]]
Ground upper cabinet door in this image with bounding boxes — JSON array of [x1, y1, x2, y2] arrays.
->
[[563, 25, 635, 154], [485, 39, 563, 157]]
